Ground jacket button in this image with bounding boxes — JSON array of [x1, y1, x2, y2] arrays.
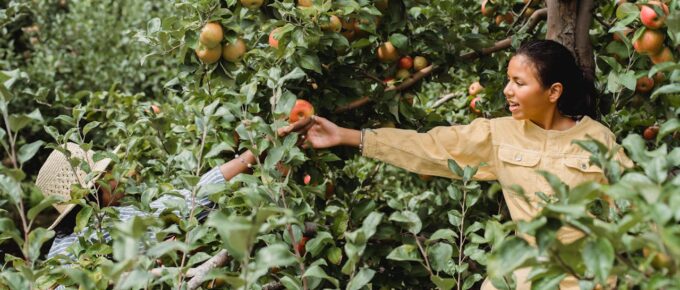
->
[[515, 155, 522, 161], [580, 163, 587, 170]]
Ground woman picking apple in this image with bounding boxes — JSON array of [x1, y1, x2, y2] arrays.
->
[[300, 40, 632, 290]]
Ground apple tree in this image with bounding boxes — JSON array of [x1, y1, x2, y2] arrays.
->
[[0, 0, 679, 289]]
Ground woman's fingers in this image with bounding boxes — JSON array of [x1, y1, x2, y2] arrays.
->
[[277, 116, 315, 137]]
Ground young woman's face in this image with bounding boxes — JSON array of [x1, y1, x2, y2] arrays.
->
[[503, 55, 557, 121]]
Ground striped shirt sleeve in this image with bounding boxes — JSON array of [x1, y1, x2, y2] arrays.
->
[[46, 165, 226, 261]]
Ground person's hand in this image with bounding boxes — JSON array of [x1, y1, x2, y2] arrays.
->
[[303, 116, 345, 149], [277, 116, 315, 137]]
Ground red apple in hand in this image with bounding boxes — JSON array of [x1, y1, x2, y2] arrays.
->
[[640, 1, 669, 29], [289, 99, 315, 123]]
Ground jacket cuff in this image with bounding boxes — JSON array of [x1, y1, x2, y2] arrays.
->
[[362, 129, 379, 158]]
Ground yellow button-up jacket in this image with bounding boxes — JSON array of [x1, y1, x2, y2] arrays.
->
[[362, 116, 631, 289]]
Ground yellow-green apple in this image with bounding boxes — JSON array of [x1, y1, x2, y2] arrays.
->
[[289, 99, 315, 123], [395, 69, 410, 80], [399, 56, 413, 69], [199, 22, 223, 48], [321, 15, 342, 32], [377, 41, 399, 63], [633, 29, 665, 55], [195, 43, 222, 64], [635, 76, 654, 93], [222, 38, 247, 62], [413, 56, 428, 71], [468, 81, 484, 96], [640, 1, 669, 29], [383, 77, 396, 89]]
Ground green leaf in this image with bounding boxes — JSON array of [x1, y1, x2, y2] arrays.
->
[[431, 275, 456, 290], [386, 244, 422, 262], [305, 231, 333, 257], [327, 246, 343, 265], [428, 229, 458, 243], [206, 213, 254, 260], [75, 206, 93, 232], [427, 242, 453, 272], [389, 33, 408, 50], [389, 211, 422, 234], [256, 243, 297, 268], [303, 264, 339, 287], [27, 195, 59, 221], [297, 54, 322, 74], [487, 237, 536, 278], [17, 140, 44, 165], [651, 83, 680, 100], [0, 175, 22, 204], [82, 121, 100, 137], [346, 267, 376, 290], [658, 118, 679, 142], [447, 159, 463, 177], [27, 227, 55, 262], [582, 238, 614, 284]]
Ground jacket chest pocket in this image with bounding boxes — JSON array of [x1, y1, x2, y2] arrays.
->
[[497, 146, 542, 194], [561, 156, 605, 186]]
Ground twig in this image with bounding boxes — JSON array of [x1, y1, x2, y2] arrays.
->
[[187, 249, 231, 290], [413, 232, 433, 276], [334, 65, 436, 113], [262, 281, 284, 290], [460, 8, 547, 60], [432, 92, 463, 108]]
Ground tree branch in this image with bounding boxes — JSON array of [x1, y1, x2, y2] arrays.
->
[[334, 65, 435, 113], [186, 249, 231, 290], [432, 92, 463, 108], [460, 8, 547, 60]]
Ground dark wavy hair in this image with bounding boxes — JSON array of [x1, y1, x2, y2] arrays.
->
[[515, 40, 598, 119]]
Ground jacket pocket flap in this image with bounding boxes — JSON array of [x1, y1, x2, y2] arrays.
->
[[498, 146, 541, 167], [562, 157, 603, 173]]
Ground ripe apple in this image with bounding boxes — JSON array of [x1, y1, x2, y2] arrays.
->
[[151, 105, 161, 114], [402, 94, 415, 105], [240, 0, 264, 9], [639, 1, 669, 29], [633, 29, 665, 55], [289, 99, 315, 123], [470, 97, 482, 114], [322, 15, 342, 32], [269, 28, 282, 48], [468, 81, 484, 96], [303, 174, 311, 185], [495, 12, 513, 25], [396, 69, 411, 80], [643, 126, 659, 140], [418, 174, 433, 181], [413, 56, 428, 71], [481, 0, 496, 17], [297, 0, 312, 7], [649, 46, 674, 64], [222, 38, 247, 62], [377, 41, 399, 63], [399, 56, 413, 69], [635, 76, 654, 93], [195, 43, 222, 64], [199, 22, 223, 48], [341, 18, 358, 41], [99, 174, 122, 206]]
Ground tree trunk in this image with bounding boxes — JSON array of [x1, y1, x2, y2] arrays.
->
[[545, 0, 595, 81]]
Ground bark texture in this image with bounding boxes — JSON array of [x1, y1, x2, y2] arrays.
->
[[545, 0, 595, 81]]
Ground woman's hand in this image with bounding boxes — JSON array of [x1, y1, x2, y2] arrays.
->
[[304, 116, 360, 149]]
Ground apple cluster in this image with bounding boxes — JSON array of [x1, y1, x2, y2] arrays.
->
[[195, 22, 248, 65]]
